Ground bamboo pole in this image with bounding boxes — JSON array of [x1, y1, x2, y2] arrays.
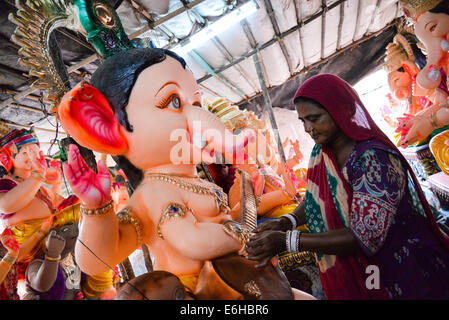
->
[[264, 0, 294, 75], [237, 17, 402, 106], [252, 50, 286, 164], [199, 0, 349, 83]]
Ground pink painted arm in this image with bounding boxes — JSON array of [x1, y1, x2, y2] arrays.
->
[[0, 229, 19, 284], [64, 145, 138, 275], [0, 228, 19, 253], [400, 100, 449, 147], [0, 176, 44, 214], [63, 144, 112, 208]]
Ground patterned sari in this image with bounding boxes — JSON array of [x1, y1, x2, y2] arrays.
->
[[295, 74, 449, 299]]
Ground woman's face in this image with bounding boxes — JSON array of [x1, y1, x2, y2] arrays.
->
[[295, 99, 340, 145]]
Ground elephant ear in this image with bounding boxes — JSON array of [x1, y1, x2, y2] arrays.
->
[[0, 147, 13, 172], [58, 82, 128, 155]]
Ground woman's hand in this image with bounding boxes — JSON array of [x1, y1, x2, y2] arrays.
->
[[253, 217, 292, 234], [245, 230, 286, 267], [63, 144, 111, 208], [45, 230, 66, 258], [0, 228, 19, 256]]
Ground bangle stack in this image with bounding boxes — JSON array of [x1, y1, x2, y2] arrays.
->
[[283, 213, 299, 230], [80, 200, 114, 216], [285, 230, 301, 253]]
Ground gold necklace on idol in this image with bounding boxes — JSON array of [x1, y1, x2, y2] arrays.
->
[[144, 172, 230, 214]]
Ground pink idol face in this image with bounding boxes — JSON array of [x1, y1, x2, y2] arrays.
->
[[112, 185, 129, 206], [388, 71, 412, 101], [13, 143, 41, 174], [415, 11, 449, 45], [122, 56, 203, 169]]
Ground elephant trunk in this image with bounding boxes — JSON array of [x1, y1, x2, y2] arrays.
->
[[417, 46, 445, 90], [183, 105, 254, 159]]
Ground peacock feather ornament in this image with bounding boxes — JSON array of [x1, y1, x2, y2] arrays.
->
[[8, 0, 153, 107]]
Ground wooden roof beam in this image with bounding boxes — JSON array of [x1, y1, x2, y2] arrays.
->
[[0, 0, 208, 111], [263, 0, 295, 75], [198, 0, 348, 83]]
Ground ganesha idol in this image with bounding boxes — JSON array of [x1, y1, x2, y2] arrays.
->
[[10, 0, 314, 300], [385, 33, 432, 116], [59, 49, 316, 300], [385, 31, 449, 145], [202, 97, 302, 221], [0, 124, 77, 250], [398, 0, 449, 147]]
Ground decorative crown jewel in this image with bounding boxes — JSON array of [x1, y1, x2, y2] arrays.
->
[[399, 0, 443, 20], [203, 97, 249, 129], [384, 34, 416, 74], [0, 128, 40, 151]]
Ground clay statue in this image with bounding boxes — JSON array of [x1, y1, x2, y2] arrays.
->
[[398, 0, 449, 146], [10, 0, 313, 300], [202, 98, 298, 219], [115, 270, 192, 300]]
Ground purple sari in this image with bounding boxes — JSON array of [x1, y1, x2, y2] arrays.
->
[[343, 139, 449, 299]]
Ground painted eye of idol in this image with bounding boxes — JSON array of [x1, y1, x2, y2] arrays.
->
[[155, 82, 183, 111], [425, 21, 437, 33], [161, 95, 181, 110]]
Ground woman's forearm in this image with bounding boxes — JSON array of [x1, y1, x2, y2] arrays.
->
[[291, 201, 307, 226], [299, 228, 360, 256], [0, 176, 43, 213]]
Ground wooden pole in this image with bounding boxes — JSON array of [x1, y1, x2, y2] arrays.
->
[[252, 51, 287, 164]]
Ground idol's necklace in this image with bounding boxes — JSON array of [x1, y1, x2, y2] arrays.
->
[[144, 172, 230, 214]]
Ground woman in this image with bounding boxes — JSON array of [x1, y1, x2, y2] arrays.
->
[[246, 74, 449, 299]]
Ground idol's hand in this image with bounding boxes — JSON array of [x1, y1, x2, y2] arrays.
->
[[400, 114, 433, 147], [25, 145, 47, 177], [46, 230, 66, 258], [0, 228, 19, 256], [45, 160, 62, 185], [246, 230, 286, 268], [63, 144, 111, 208]]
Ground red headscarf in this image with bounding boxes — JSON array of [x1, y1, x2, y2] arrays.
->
[[294, 73, 449, 250]]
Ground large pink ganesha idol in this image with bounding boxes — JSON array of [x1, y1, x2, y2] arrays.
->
[[58, 48, 312, 300], [398, 0, 449, 146]]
